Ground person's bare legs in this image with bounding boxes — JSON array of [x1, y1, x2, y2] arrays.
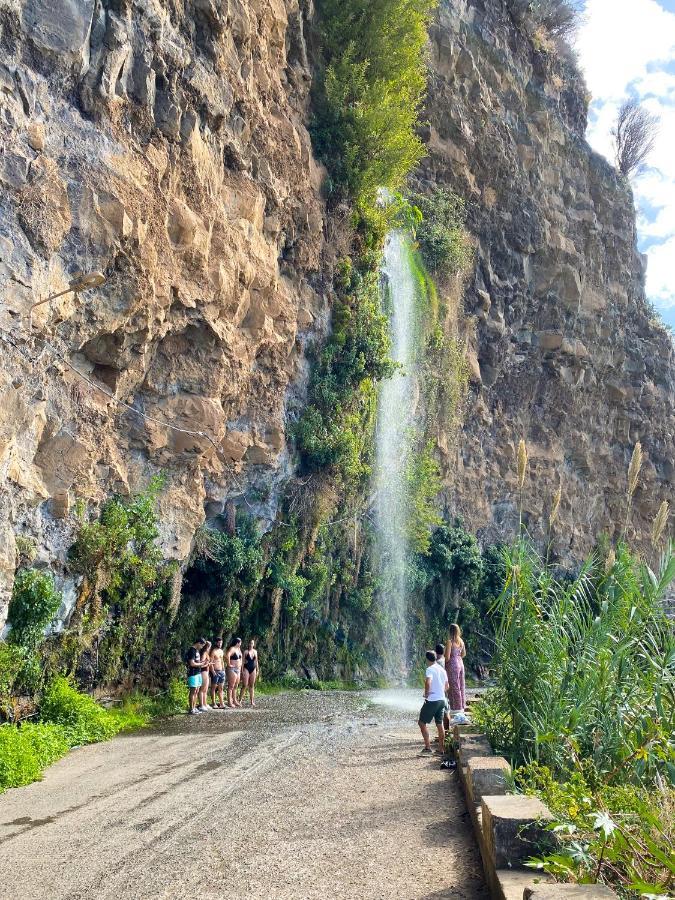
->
[[239, 669, 249, 704], [199, 673, 210, 709], [436, 722, 445, 753], [248, 670, 257, 706], [188, 686, 198, 713], [234, 673, 242, 706], [419, 720, 431, 751], [227, 670, 237, 708], [216, 678, 225, 708]]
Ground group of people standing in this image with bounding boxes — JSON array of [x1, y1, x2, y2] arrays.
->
[[186, 636, 260, 714], [418, 623, 466, 755]]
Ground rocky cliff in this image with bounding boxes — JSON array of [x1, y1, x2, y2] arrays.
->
[[0, 0, 336, 626], [421, 0, 674, 559], [1, 0, 673, 636]]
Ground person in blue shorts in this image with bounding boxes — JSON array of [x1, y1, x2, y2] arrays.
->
[[418, 649, 449, 754], [186, 637, 207, 715]]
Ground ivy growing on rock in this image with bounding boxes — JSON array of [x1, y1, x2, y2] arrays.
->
[[66, 475, 176, 685], [294, 260, 396, 482]]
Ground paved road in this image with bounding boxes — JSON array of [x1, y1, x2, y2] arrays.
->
[[0, 690, 488, 900]]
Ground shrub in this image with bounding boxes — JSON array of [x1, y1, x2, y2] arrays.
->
[[67, 476, 173, 684], [515, 761, 675, 895], [294, 263, 395, 481], [0, 644, 25, 720], [490, 541, 675, 785], [405, 442, 442, 554], [6, 569, 61, 651], [0, 722, 71, 792], [613, 99, 659, 177], [313, 0, 437, 208], [40, 677, 118, 745], [410, 190, 473, 278]]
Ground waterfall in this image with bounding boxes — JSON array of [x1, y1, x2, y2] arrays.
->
[[374, 231, 417, 680]]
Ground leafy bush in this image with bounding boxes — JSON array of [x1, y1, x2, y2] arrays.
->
[[313, 0, 437, 208], [508, 0, 580, 43], [0, 722, 71, 791], [405, 443, 442, 554], [40, 677, 118, 745], [515, 761, 675, 896], [179, 515, 264, 644], [0, 644, 26, 720], [410, 190, 473, 278], [295, 262, 395, 481], [67, 476, 173, 684], [6, 569, 61, 651]]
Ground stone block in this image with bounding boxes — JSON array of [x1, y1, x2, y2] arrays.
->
[[457, 733, 493, 763], [482, 795, 554, 869], [524, 886, 617, 900], [467, 756, 511, 803]]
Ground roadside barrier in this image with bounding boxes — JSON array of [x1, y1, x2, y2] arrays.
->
[[451, 710, 618, 900]]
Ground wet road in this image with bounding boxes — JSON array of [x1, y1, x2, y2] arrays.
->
[[0, 690, 488, 900]]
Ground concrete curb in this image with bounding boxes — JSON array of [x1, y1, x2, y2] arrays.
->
[[451, 722, 618, 900]]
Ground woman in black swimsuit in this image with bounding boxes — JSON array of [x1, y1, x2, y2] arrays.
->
[[225, 637, 243, 708], [239, 638, 260, 707]]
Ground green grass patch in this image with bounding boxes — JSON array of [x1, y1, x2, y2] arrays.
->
[[0, 676, 188, 794]]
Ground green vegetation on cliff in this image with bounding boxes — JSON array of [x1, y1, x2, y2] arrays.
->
[[474, 540, 675, 895], [313, 0, 437, 207], [295, 261, 395, 480]]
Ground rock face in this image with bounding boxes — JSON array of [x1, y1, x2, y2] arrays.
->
[[421, 0, 674, 560], [1, 0, 673, 632], [0, 0, 332, 625]]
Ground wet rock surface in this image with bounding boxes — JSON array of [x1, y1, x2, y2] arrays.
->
[[0, 690, 488, 899]]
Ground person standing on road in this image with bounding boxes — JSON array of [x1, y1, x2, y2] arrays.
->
[[435, 642, 450, 732], [186, 637, 207, 715], [226, 637, 243, 708], [239, 638, 260, 707], [209, 637, 226, 709], [445, 623, 466, 718], [418, 650, 449, 755], [197, 639, 212, 711]]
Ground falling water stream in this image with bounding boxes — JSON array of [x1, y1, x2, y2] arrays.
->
[[374, 230, 418, 680]]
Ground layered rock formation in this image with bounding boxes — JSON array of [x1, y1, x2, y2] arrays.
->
[[1, 0, 673, 634], [0, 0, 332, 625], [421, 0, 674, 559]]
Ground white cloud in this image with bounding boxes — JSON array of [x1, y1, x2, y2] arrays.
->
[[646, 236, 675, 305], [577, 0, 675, 317], [577, 0, 675, 100]]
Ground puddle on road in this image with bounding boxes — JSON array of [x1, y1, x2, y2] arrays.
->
[[369, 689, 422, 714]]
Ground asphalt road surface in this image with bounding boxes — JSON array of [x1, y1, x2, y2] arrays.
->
[[0, 689, 488, 900]]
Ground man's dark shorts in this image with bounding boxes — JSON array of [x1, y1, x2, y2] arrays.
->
[[419, 699, 446, 725]]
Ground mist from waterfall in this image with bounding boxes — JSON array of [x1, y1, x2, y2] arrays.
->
[[374, 230, 417, 680]]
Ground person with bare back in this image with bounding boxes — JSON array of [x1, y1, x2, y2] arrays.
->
[[239, 638, 260, 707], [445, 623, 466, 720], [226, 637, 243, 708], [197, 639, 212, 711], [209, 636, 226, 709]]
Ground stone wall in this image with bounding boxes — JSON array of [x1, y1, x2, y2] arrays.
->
[[0, 0, 335, 625], [421, 0, 674, 561]]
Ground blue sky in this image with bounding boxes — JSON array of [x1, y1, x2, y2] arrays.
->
[[577, 0, 675, 328]]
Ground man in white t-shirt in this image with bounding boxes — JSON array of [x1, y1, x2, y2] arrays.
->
[[418, 650, 449, 754]]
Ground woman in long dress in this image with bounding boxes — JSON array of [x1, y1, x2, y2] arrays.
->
[[445, 623, 466, 713]]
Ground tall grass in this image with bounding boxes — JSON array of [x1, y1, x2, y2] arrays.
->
[[491, 541, 675, 786]]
